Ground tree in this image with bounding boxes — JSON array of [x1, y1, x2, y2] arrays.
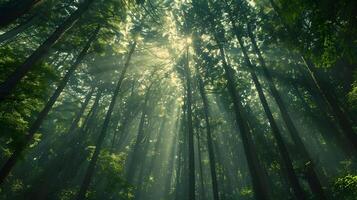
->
[[0, 25, 100, 184], [0, 0, 43, 28], [0, 0, 96, 100], [76, 41, 136, 200]]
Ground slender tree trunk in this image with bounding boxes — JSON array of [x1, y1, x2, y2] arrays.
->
[[0, 0, 95, 100], [174, 107, 187, 200], [111, 82, 137, 152], [146, 119, 166, 181], [0, 0, 42, 28], [217, 42, 271, 200], [0, 26, 100, 185], [196, 132, 206, 200], [246, 22, 327, 199], [109, 116, 121, 152], [194, 1, 271, 197], [28, 88, 94, 200], [184, 45, 196, 200], [0, 13, 40, 43], [126, 90, 150, 182], [56, 90, 103, 189], [229, 18, 307, 199], [75, 41, 136, 200], [174, 141, 184, 200], [213, 140, 236, 199], [67, 88, 95, 134], [292, 83, 349, 152], [133, 129, 153, 200], [81, 88, 103, 135], [302, 57, 357, 149], [269, 0, 356, 151], [28, 88, 93, 200], [196, 72, 220, 200], [164, 122, 179, 199], [116, 109, 140, 151]]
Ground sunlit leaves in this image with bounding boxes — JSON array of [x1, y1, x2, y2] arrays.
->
[[332, 175, 357, 200]]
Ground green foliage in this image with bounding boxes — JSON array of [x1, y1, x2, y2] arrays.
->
[[87, 150, 134, 200], [240, 187, 254, 199], [332, 175, 357, 200], [0, 45, 57, 155], [58, 188, 77, 200], [347, 71, 357, 112], [0, 0, 356, 200]]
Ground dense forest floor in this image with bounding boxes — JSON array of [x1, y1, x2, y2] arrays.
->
[[0, 0, 356, 200]]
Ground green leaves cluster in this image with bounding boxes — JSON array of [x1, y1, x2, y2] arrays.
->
[[332, 175, 357, 200]]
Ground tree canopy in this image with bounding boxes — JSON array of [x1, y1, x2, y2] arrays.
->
[[0, 0, 356, 199]]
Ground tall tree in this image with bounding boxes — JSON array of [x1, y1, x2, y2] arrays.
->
[[0, 26, 100, 184], [224, 6, 307, 198], [190, 0, 272, 198], [0, 0, 43, 28], [184, 43, 196, 200], [268, 0, 356, 150], [245, 20, 328, 199], [0, 0, 96, 100], [75, 41, 136, 200], [194, 57, 220, 200]]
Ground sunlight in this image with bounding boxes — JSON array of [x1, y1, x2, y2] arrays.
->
[[186, 37, 192, 44], [0, 0, 354, 200]]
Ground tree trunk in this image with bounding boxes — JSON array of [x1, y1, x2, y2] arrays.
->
[[196, 70, 220, 200], [125, 89, 150, 183], [0, 0, 42, 28], [56, 89, 104, 190], [0, 13, 40, 43], [217, 42, 271, 200], [196, 132, 206, 200], [0, 0, 95, 100], [175, 108, 187, 200], [184, 45, 196, 200], [246, 22, 327, 200], [75, 41, 136, 200], [146, 118, 167, 183], [67, 88, 95, 134], [81, 88, 103, 135], [229, 18, 307, 199], [269, 0, 356, 151], [292, 83, 350, 153], [164, 121, 180, 199], [213, 140, 236, 199], [194, 1, 271, 197], [302, 57, 357, 150], [28, 86, 95, 199], [0, 26, 100, 185]]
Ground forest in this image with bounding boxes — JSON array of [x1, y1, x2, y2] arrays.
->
[[0, 0, 356, 199]]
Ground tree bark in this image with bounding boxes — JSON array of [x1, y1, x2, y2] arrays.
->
[[269, 0, 356, 151], [196, 69, 220, 200], [193, 1, 271, 197], [125, 87, 151, 183], [75, 41, 136, 200], [217, 42, 271, 200], [28, 88, 94, 200], [0, 13, 40, 43], [184, 45, 196, 200], [196, 131, 206, 200], [246, 22, 327, 200], [164, 119, 180, 199], [0, 0, 42, 28], [0, 0, 95, 100], [229, 17, 307, 198], [67, 88, 95, 134], [0, 26, 100, 185], [302, 57, 357, 150]]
